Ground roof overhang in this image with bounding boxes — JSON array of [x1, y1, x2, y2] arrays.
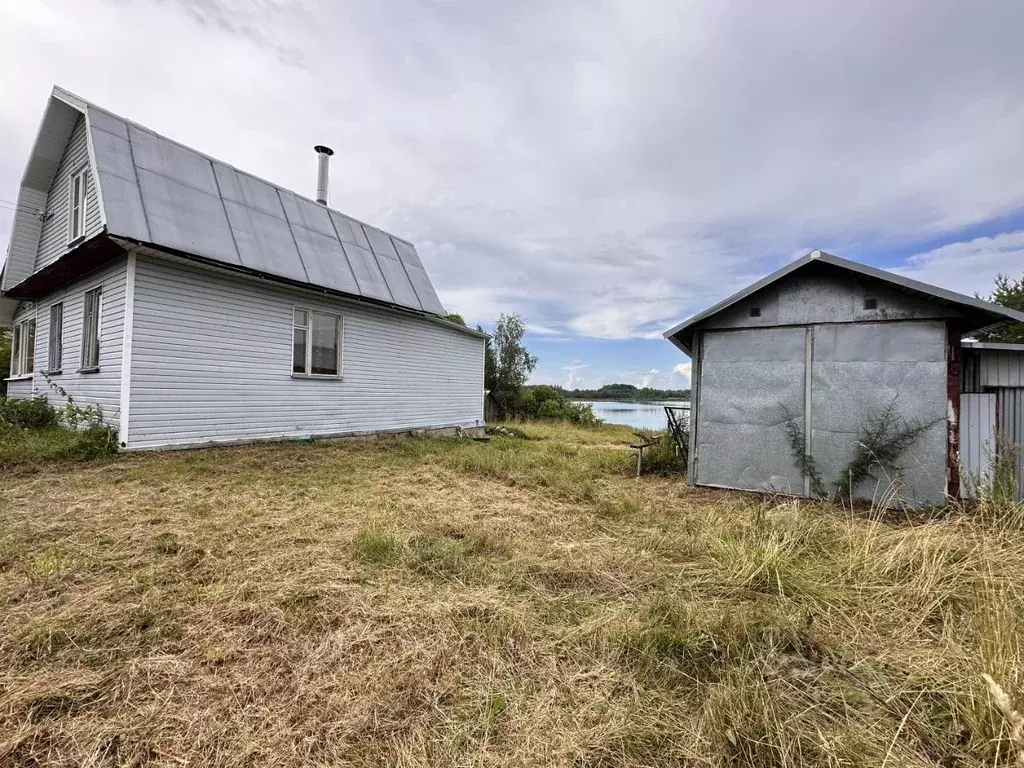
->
[[663, 250, 1024, 355]]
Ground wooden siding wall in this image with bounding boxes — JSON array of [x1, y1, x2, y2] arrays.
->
[[34, 115, 103, 272], [5, 260, 128, 429], [128, 256, 484, 449]]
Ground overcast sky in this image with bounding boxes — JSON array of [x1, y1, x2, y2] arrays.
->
[[2, 0, 1023, 390]]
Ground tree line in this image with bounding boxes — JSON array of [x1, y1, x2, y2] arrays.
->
[[559, 383, 690, 401]]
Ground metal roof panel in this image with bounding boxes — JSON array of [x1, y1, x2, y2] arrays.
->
[[341, 242, 393, 303], [136, 167, 241, 265], [291, 225, 361, 295], [222, 199, 305, 281]]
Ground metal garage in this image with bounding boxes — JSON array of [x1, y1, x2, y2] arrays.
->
[[665, 250, 1024, 506]]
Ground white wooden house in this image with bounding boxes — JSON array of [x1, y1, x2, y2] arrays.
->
[[1, 87, 485, 449]]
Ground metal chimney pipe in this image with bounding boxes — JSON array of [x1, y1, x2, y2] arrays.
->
[[313, 145, 334, 205]]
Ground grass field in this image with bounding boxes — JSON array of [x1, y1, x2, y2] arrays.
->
[[2, 422, 1023, 767]]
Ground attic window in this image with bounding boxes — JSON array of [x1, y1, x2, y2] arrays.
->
[[68, 168, 87, 243], [863, 297, 878, 310], [749, 307, 761, 318]]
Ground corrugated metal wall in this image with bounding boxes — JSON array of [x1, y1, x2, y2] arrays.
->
[[127, 255, 484, 450], [997, 388, 1024, 501], [959, 393, 996, 498]]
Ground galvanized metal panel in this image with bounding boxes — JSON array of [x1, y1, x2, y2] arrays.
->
[[329, 211, 372, 250], [135, 168, 241, 265], [392, 238, 424, 270], [342, 242, 394, 303], [959, 393, 996, 498], [376, 254, 421, 309], [126, 255, 483, 450], [212, 163, 285, 219], [5, 90, 448, 319], [695, 327, 806, 493], [996, 388, 1024, 501], [279, 191, 338, 239], [128, 126, 219, 196], [363, 225, 400, 259], [95, 173, 149, 243], [221, 200, 305, 282], [978, 349, 1024, 388], [289, 225, 361, 295], [405, 264, 446, 315], [810, 322, 947, 506], [87, 108, 129, 140]]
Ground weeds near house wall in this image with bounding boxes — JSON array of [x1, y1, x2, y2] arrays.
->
[[0, 376, 117, 470]]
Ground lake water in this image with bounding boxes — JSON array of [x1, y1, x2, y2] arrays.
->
[[576, 400, 691, 430]]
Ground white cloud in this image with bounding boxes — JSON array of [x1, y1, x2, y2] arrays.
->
[[640, 368, 660, 388], [563, 360, 590, 388], [2, 0, 1024, 341], [894, 230, 1024, 298], [672, 362, 692, 388]]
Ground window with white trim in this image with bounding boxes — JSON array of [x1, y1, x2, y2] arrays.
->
[[48, 303, 64, 373], [10, 318, 35, 377], [80, 288, 101, 371], [292, 308, 342, 376], [68, 168, 88, 243]]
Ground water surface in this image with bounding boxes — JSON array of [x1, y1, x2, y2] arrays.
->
[[576, 400, 690, 430]]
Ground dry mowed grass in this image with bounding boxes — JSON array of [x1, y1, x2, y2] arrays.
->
[[2, 422, 1024, 767]]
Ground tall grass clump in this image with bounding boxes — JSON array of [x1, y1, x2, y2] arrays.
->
[[0, 394, 116, 471]]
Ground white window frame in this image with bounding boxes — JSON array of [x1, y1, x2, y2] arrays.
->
[[48, 302, 64, 374], [291, 306, 343, 378], [10, 318, 35, 378], [68, 167, 88, 244], [80, 287, 102, 372]]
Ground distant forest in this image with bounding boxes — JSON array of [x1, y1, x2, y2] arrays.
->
[[532, 383, 690, 401]]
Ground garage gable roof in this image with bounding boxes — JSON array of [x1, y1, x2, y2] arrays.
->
[[664, 250, 1024, 355]]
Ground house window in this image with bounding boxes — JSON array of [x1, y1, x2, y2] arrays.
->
[[749, 306, 762, 318], [80, 288, 101, 371], [863, 297, 878, 310], [68, 168, 88, 243], [292, 308, 342, 377], [48, 303, 63, 373], [11, 318, 35, 377]]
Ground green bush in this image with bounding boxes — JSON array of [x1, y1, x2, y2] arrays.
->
[[0, 397, 59, 429], [520, 385, 599, 427]]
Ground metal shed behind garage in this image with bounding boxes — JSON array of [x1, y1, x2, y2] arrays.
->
[[960, 342, 1024, 501], [664, 251, 1024, 507]]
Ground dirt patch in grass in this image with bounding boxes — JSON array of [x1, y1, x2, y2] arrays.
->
[[1, 423, 1023, 766]]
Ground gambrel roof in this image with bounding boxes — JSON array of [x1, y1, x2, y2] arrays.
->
[[2, 86, 448, 323], [664, 250, 1024, 355]]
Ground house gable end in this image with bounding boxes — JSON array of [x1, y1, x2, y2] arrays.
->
[[1, 89, 108, 306]]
